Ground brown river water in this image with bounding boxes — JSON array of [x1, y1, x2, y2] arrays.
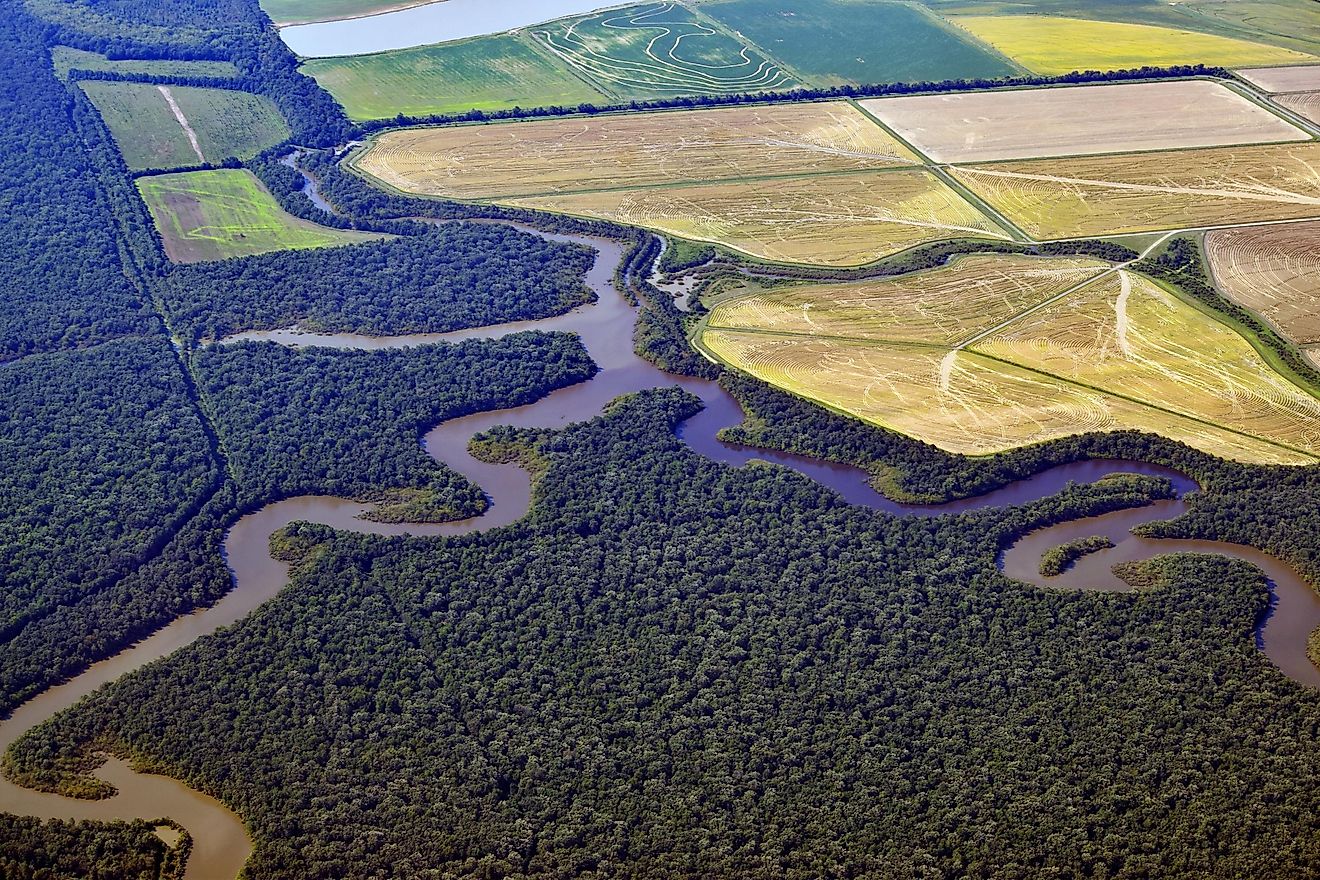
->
[[4, 226, 1318, 878]]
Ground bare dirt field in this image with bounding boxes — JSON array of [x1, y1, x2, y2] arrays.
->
[[1275, 93, 1320, 126], [353, 102, 920, 200], [860, 81, 1308, 163], [1237, 65, 1320, 93], [950, 142, 1320, 239], [1206, 220, 1320, 344]]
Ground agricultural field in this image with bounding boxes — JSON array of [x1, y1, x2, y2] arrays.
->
[[506, 170, 1009, 266], [260, 0, 441, 26], [698, 0, 1018, 86], [861, 80, 1308, 163], [528, 2, 797, 100], [82, 81, 290, 170], [1206, 221, 1320, 345], [950, 16, 1313, 75], [1275, 93, 1320, 127], [1238, 64, 1320, 93], [51, 45, 239, 79], [353, 102, 919, 199], [705, 254, 1109, 345], [136, 169, 383, 263], [949, 142, 1320, 240], [700, 328, 1311, 464], [301, 34, 613, 120]]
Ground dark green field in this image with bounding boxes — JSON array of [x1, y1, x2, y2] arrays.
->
[[702, 0, 1020, 85]]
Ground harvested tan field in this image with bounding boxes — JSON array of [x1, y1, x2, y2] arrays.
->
[[504, 170, 1011, 267], [971, 270, 1320, 461], [352, 102, 919, 200], [860, 81, 1308, 163], [701, 328, 1311, 464], [1238, 65, 1320, 93], [706, 254, 1108, 345], [1275, 93, 1320, 126], [950, 142, 1320, 239], [1206, 220, 1320, 343]]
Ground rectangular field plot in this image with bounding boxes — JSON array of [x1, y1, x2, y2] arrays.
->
[[701, 329, 1311, 464], [950, 143, 1320, 239], [528, 2, 797, 99], [862, 81, 1309, 163], [138, 170, 384, 263], [506, 170, 1010, 266], [1237, 65, 1320, 93], [1207, 221, 1320, 344], [53, 46, 239, 79], [699, 0, 1017, 87], [168, 86, 291, 161], [706, 254, 1108, 345], [971, 270, 1320, 462], [951, 16, 1312, 76], [301, 34, 613, 120], [81, 81, 200, 170], [354, 102, 919, 199]]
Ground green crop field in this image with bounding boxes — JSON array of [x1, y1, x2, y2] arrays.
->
[[259, 0, 439, 26], [51, 45, 240, 79], [530, 1, 798, 100], [82, 82, 289, 170], [302, 33, 614, 120], [137, 169, 384, 263], [701, 0, 1018, 86]]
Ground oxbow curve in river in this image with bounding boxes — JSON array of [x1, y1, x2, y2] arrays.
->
[[3, 227, 1320, 879]]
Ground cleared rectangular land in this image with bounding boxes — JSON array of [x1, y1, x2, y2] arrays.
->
[[168, 86, 291, 160], [952, 16, 1312, 75], [706, 254, 1109, 345], [138, 169, 383, 263], [861, 81, 1308, 163], [504, 170, 1009, 267], [81, 81, 201, 170], [950, 142, 1320, 240], [1206, 221, 1320, 344], [1237, 65, 1320, 93], [52, 46, 239, 79], [301, 34, 613, 120], [699, 0, 1017, 87], [528, 2, 797, 100], [354, 102, 920, 199]]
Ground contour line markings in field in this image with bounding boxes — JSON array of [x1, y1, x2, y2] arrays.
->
[[1221, 77, 1320, 138], [951, 165, 1320, 208], [157, 85, 204, 164]]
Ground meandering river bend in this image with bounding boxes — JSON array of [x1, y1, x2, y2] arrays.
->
[[3, 228, 1319, 879]]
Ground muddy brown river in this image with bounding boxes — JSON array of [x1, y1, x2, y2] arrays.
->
[[3, 228, 1318, 879]]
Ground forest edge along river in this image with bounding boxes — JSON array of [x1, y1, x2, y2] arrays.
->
[[4, 187, 1320, 879]]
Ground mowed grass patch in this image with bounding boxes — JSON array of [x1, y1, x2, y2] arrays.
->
[[1207, 220, 1320, 345], [706, 254, 1108, 345], [260, 0, 439, 25], [949, 142, 1320, 240], [504, 170, 1010, 267], [137, 169, 384, 263], [301, 34, 612, 120], [530, 2, 797, 100], [52, 45, 239, 79], [701, 328, 1310, 464], [971, 269, 1320, 461], [353, 101, 919, 199], [80, 81, 202, 170], [166, 86, 291, 160], [951, 16, 1312, 75], [861, 81, 1309, 164], [701, 0, 1017, 86]]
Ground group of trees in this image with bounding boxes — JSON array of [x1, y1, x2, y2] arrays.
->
[[17, 388, 1320, 878], [163, 224, 596, 344], [0, 815, 185, 880]]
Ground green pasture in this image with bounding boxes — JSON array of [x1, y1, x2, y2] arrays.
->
[[169, 86, 291, 159], [259, 0, 436, 26], [52, 45, 240, 79], [701, 0, 1019, 86], [302, 33, 613, 120], [137, 169, 383, 263]]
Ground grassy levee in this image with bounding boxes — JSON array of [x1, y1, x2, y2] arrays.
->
[[137, 169, 384, 263]]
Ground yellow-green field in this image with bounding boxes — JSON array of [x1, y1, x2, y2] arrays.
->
[[702, 267, 1320, 464], [137, 169, 383, 263], [706, 254, 1108, 345], [353, 102, 919, 199], [949, 142, 1320, 240], [506, 170, 1010, 267], [951, 16, 1312, 75]]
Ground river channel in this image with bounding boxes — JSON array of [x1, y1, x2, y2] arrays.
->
[[3, 224, 1319, 879]]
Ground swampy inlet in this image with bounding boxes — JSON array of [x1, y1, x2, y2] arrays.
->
[[8, 0, 1320, 876]]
